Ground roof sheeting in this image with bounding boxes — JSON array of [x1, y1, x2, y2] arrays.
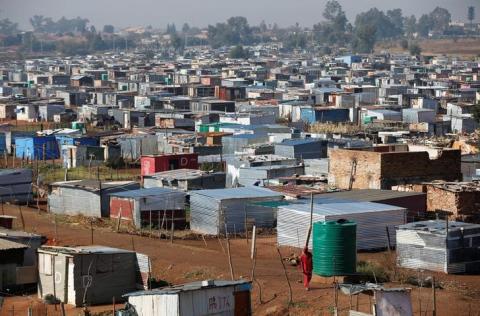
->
[[191, 187, 282, 201], [277, 202, 406, 250], [0, 238, 28, 251], [313, 189, 425, 203], [124, 280, 251, 297], [109, 187, 183, 198]]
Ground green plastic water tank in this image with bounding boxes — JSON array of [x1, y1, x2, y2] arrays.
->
[[312, 219, 357, 277]]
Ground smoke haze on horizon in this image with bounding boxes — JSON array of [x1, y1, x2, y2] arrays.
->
[[1, 0, 478, 30]]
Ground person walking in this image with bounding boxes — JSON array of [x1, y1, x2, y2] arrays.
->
[[299, 246, 313, 291]]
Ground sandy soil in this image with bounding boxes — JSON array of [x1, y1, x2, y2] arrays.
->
[[0, 204, 479, 316]]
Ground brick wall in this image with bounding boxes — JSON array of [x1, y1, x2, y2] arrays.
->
[[328, 149, 382, 189], [381, 149, 462, 180], [329, 148, 462, 190], [426, 186, 480, 219]]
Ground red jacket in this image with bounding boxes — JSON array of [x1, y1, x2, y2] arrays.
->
[[300, 251, 313, 275]]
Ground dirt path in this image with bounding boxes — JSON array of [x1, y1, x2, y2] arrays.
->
[[1, 204, 479, 315]]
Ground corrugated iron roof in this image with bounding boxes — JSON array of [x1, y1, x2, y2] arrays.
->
[[39, 245, 134, 255], [280, 201, 405, 216], [191, 187, 282, 201], [124, 280, 251, 297], [317, 189, 425, 202], [109, 187, 184, 198], [398, 220, 480, 235], [0, 238, 28, 251], [50, 180, 137, 191]]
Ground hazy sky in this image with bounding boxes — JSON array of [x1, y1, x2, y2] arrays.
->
[[1, 0, 478, 30]]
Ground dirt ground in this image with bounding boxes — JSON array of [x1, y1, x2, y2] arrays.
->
[[1, 204, 480, 316], [376, 38, 480, 57]]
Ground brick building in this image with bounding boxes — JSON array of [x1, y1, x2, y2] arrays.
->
[[396, 182, 480, 221], [328, 148, 462, 190]]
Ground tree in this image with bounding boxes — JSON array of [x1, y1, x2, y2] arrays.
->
[[259, 20, 268, 33], [404, 15, 417, 38], [182, 23, 190, 34], [0, 18, 19, 36], [29, 16, 89, 34], [386, 9, 404, 37], [170, 32, 184, 52], [352, 23, 377, 53], [166, 23, 177, 35], [282, 28, 308, 50], [354, 8, 402, 40], [313, 0, 349, 46], [408, 42, 422, 56], [103, 24, 114, 33], [417, 14, 433, 37], [429, 7, 451, 33], [468, 6, 475, 28], [229, 45, 248, 58], [207, 16, 254, 48], [30, 15, 46, 32]]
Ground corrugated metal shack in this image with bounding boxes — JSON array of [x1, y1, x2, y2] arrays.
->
[[4, 131, 35, 155], [109, 187, 186, 229], [222, 134, 270, 155], [48, 180, 140, 217], [0, 228, 43, 266], [0, 239, 29, 291], [300, 107, 350, 124], [118, 134, 159, 160], [15, 136, 59, 160], [141, 153, 199, 176], [61, 145, 105, 169], [402, 108, 436, 124], [190, 187, 283, 235], [277, 201, 406, 250], [396, 220, 480, 274], [274, 138, 328, 159], [238, 164, 305, 186], [314, 189, 427, 218], [124, 280, 252, 316], [38, 246, 150, 306], [143, 169, 226, 191], [0, 169, 33, 203]]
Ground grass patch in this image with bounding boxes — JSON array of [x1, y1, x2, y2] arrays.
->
[[184, 268, 212, 280], [356, 260, 390, 283]]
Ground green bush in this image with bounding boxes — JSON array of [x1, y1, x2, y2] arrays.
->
[[356, 261, 390, 283]]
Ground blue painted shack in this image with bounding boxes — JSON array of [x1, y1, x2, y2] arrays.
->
[[55, 135, 98, 147], [300, 107, 350, 124], [15, 136, 59, 160], [5, 131, 36, 154]]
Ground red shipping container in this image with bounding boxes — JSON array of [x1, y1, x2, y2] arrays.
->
[[141, 153, 199, 176]]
